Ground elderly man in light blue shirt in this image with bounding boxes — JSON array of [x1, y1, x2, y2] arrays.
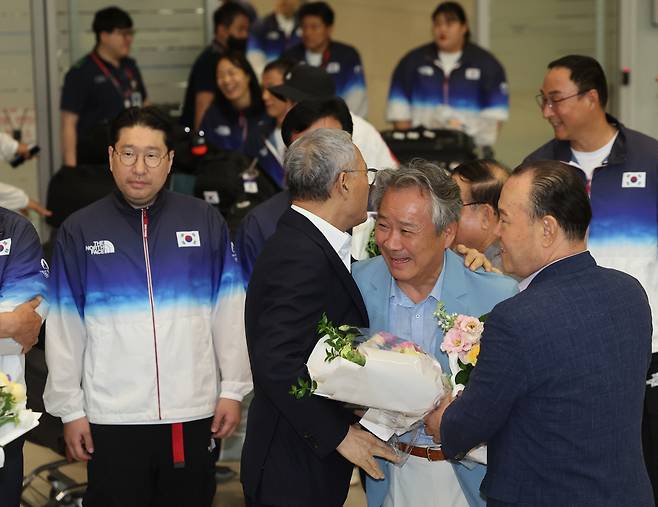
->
[[352, 161, 517, 507]]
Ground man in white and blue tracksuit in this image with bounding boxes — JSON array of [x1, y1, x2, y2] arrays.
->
[[44, 107, 252, 507], [526, 54, 658, 501], [386, 2, 508, 148], [0, 208, 48, 506]]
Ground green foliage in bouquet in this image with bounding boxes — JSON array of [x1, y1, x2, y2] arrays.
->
[[317, 313, 366, 366], [289, 377, 318, 399], [0, 385, 20, 427], [455, 358, 474, 386], [289, 314, 367, 399], [365, 227, 380, 258]]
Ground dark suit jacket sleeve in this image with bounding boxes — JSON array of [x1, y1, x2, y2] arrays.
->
[[440, 307, 529, 458], [247, 243, 353, 458]]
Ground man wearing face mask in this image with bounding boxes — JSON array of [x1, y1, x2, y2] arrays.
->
[[181, 2, 251, 130]]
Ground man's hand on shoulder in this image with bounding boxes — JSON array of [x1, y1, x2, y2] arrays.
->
[[336, 425, 400, 480], [211, 398, 241, 439], [63, 416, 94, 462], [455, 244, 500, 273], [0, 296, 43, 353]]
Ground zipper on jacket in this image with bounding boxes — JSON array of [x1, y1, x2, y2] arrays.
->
[[142, 208, 162, 419]]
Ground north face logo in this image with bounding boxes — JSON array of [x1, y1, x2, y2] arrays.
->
[[85, 240, 115, 255]]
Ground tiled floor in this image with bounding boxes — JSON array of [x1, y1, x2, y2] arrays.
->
[[22, 442, 367, 506]]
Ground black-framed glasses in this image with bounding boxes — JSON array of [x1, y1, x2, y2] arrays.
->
[[114, 28, 136, 38], [112, 148, 170, 169], [535, 91, 587, 110], [463, 201, 486, 207], [345, 168, 378, 185]]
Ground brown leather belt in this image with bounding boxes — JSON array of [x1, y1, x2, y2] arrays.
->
[[396, 442, 445, 461]]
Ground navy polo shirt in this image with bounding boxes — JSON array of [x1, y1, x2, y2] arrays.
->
[[60, 52, 147, 138], [180, 42, 225, 128]]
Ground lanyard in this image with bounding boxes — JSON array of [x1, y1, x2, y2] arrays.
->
[[90, 52, 136, 106], [238, 112, 248, 144], [320, 48, 331, 69]]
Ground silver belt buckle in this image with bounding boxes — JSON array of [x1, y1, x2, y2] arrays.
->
[[426, 445, 442, 462]]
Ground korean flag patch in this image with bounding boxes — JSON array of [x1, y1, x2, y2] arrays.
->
[[176, 231, 201, 248], [621, 172, 646, 188], [0, 238, 10, 256]]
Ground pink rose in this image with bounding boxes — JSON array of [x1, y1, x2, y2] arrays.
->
[[455, 315, 483, 343], [440, 328, 469, 354]]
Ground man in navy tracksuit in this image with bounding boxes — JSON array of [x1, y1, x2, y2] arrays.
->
[[246, 0, 301, 77], [283, 2, 367, 117], [44, 107, 252, 506]]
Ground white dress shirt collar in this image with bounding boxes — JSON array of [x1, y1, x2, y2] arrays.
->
[[291, 205, 353, 272], [518, 250, 588, 292]]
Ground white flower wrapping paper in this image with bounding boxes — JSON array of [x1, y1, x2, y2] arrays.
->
[[0, 409, 41, 467], [306, 333, 447, 440]]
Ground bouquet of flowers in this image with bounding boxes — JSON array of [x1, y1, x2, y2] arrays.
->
[[297, 314, 447, 440], [435, 302, 486, 396], [435, 302, 488, 464], [0, 372, 41, 468]]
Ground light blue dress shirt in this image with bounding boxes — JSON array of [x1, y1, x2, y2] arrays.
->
[[387, 253, 445, 447]]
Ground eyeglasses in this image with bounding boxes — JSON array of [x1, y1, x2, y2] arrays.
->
[[112, 148, 169, 169], [535, 91, 587, 110], [114, 28, 135, 38], [462, 201, 486, 207], [344, 168, 378, 185]]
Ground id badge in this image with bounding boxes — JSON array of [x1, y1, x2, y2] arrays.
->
[[130, 91, 143, 107]]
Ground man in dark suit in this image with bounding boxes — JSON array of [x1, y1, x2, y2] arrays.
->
[[425, 159, 654, 506], [242, 128, 398, 507]]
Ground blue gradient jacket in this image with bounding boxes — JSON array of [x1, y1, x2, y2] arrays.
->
[[44, 190, 252, 424], [0, 208, 48, 392], [246, 13, 300, 76], [386, 42, 508, 146], [525, 116, 658, 352], [284, 41, 368, 117]]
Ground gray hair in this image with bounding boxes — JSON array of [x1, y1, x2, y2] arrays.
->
[[284, 128, 357, 201], [371, 159, 462, 232]]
